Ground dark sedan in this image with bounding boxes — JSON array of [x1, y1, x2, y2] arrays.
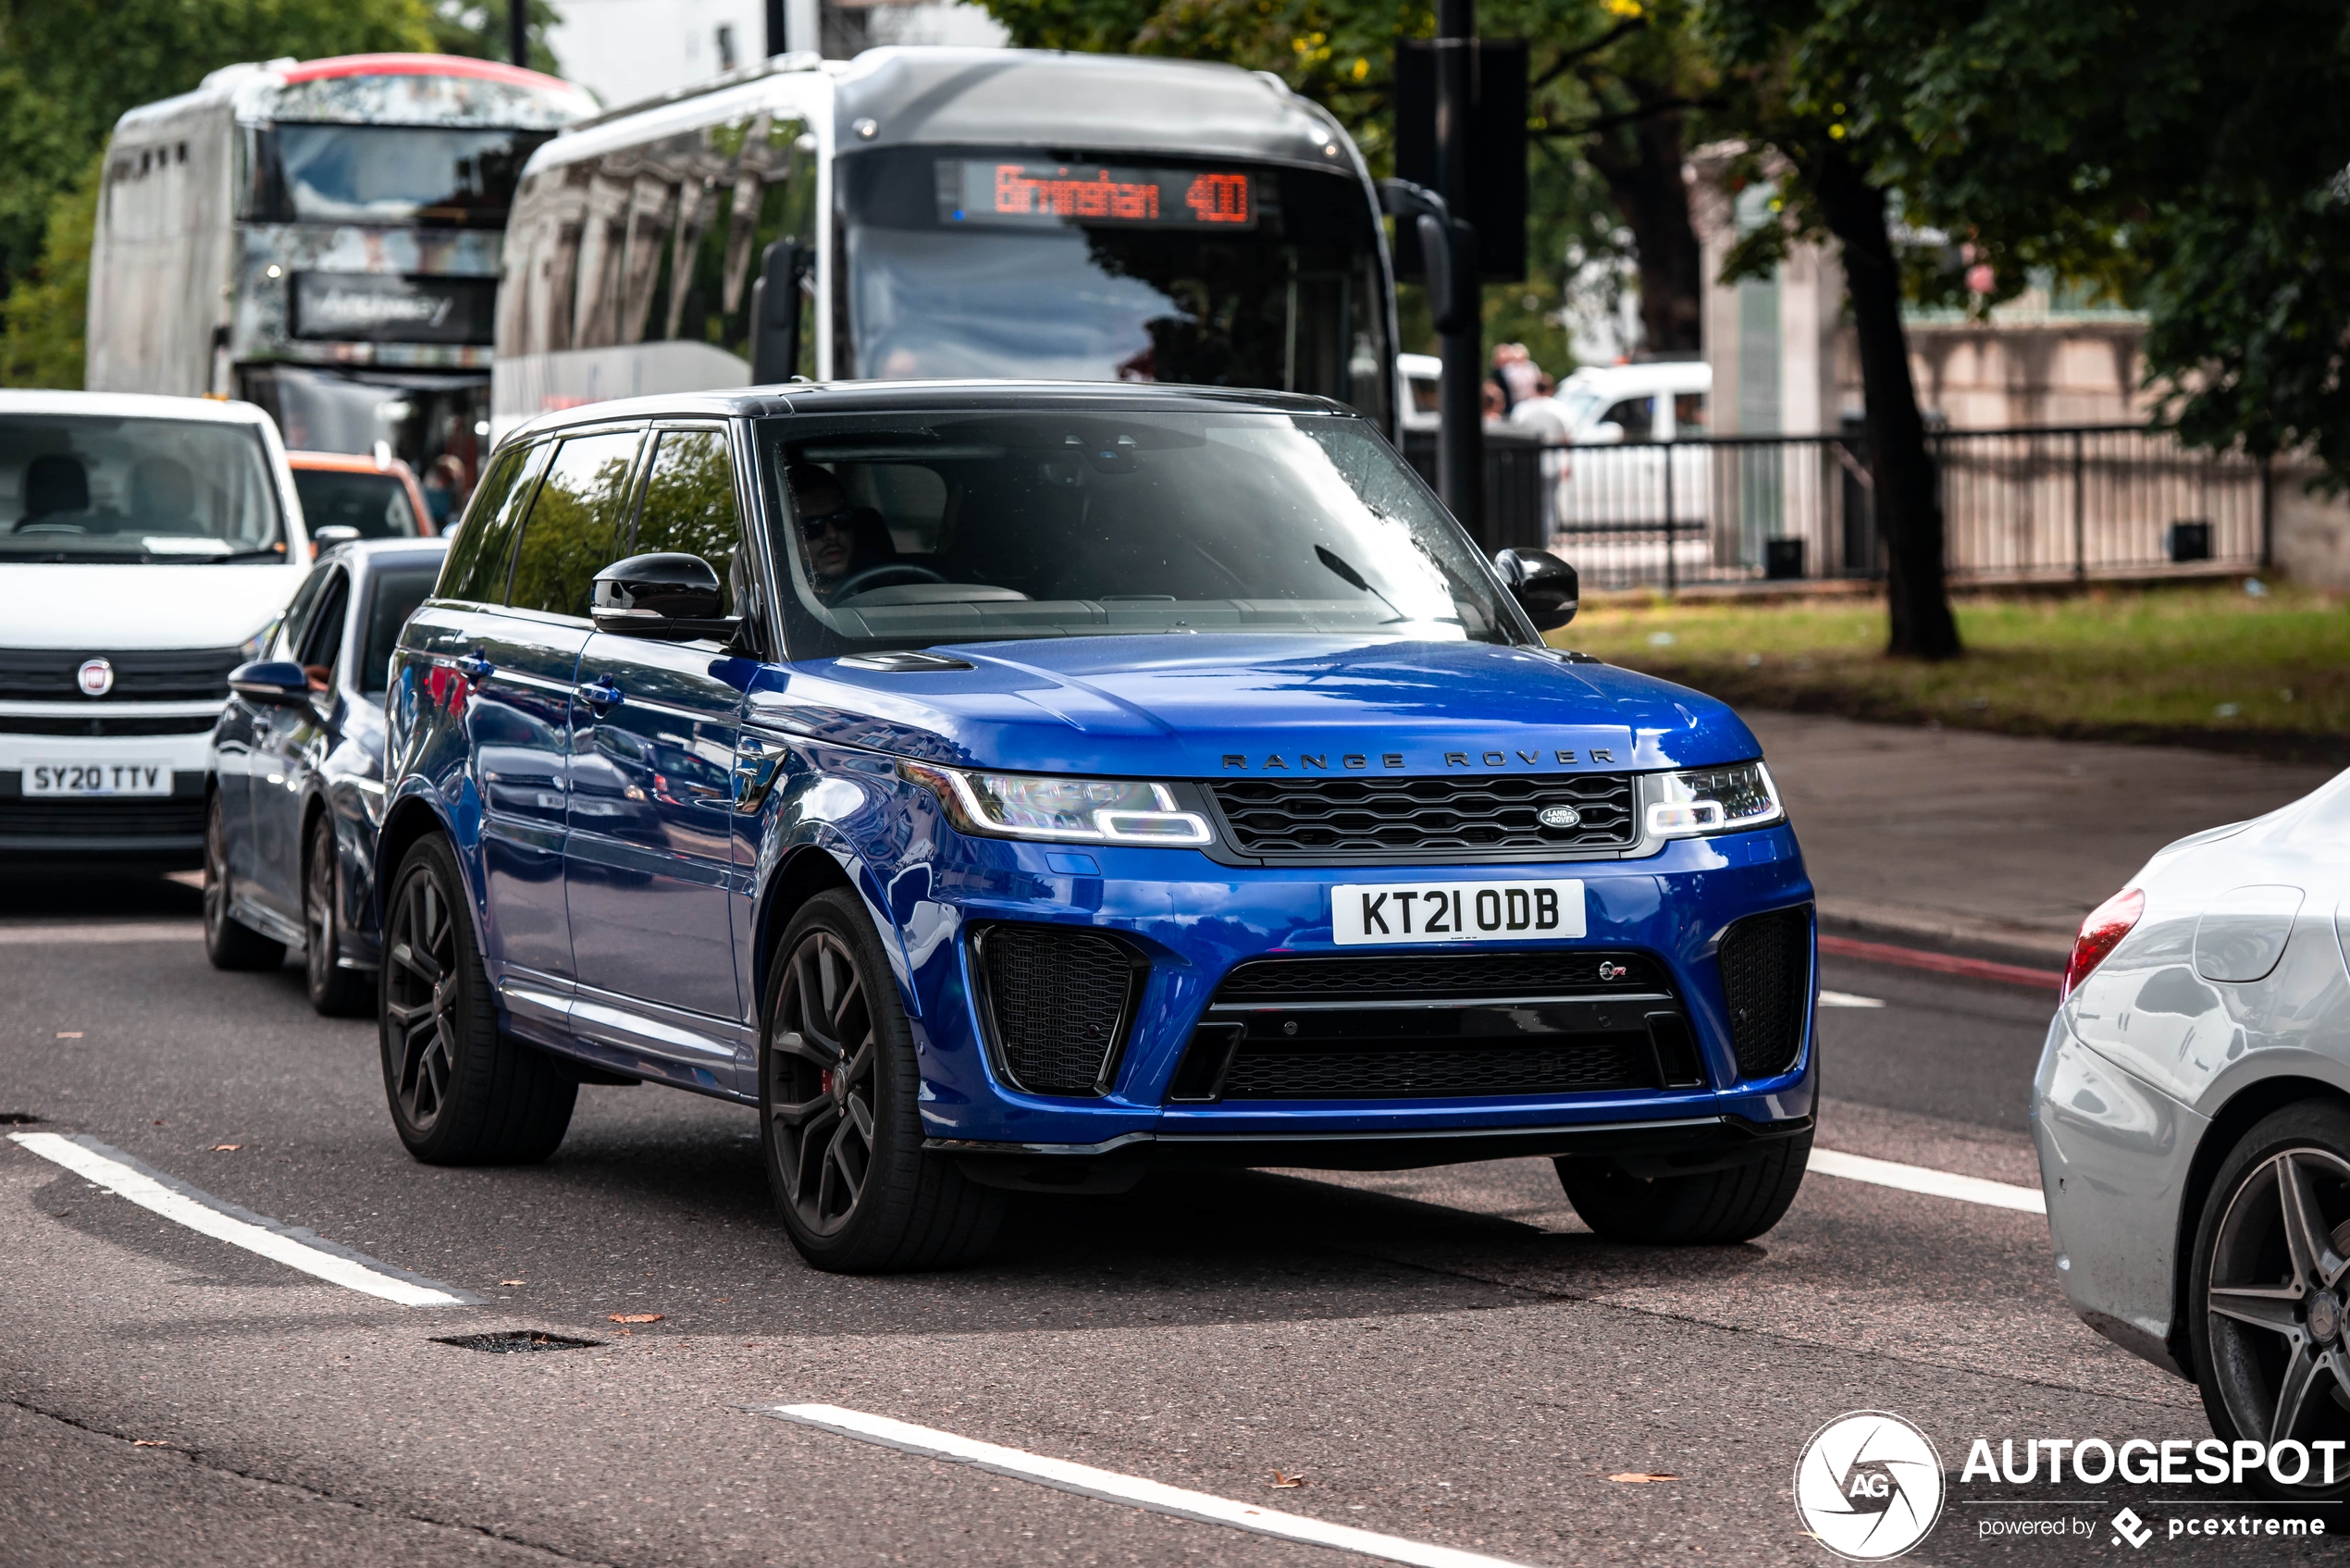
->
[[204, 537, 447, 1014]]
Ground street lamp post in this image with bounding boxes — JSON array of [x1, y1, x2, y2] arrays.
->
[[1434, 0, 1482, 536], [510, 0, 529, 70]]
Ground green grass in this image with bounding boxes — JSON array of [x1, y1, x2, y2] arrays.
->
[[1552, 580, 2350, 759]]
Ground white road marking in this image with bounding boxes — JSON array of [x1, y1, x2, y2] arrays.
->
[[0, 920, 201, 945], [1817, 989, 1886, 1008], [1810, 1148, 2047, 1214], [7, 1132, 471, 1307], [758, 1402, 1537, 1568]]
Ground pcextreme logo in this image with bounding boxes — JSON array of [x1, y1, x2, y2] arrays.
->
[[1793, 1411, 1948, 1561]]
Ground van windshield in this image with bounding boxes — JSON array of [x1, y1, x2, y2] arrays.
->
[[761, 411, 1520, 657], [0, 415, 286, 563]]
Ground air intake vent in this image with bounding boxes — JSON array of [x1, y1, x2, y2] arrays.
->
[[1208, 772, 1637, 863], [975, 925, 1142, 1097], [1718, 905, 1812, 1080]]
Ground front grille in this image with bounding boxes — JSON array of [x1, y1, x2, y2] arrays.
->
[[0, 797, 206, 839], [1718, 905, 1812, 1080], [975, 925, 1140, 1096], [1220, 1038, 1656, 1099], [1174, 949, 1687, 1103], [0, 647, 243, 702], [1208, 772, 1636, 862], [1216, 950, 1670, 1001], [0, 713, 219, 737]]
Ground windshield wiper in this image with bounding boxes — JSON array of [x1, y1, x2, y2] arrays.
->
[[1315, 545, 1409, 624]]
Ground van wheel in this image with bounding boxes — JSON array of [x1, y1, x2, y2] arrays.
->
[[2188, 1102, 2350, 1500], [203, 792, 283, 971], [1556, 1131, 1812, 1244], [379, 835, 575, 1165], [303, 812, 372, 1017], [761, 889, 1003, 1273]]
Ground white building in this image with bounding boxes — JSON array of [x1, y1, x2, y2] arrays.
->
[[545, 0, 1006, 112]]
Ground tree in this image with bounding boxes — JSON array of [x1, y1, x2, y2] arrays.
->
[[1702, 1, 1963, 660], [0, 155, 98, 389]]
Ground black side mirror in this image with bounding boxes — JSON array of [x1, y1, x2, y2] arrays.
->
[[229, 660, 311, 704], [592, 553, 741, 642], [749, 240, 810, 385], [1493, 548, 1578, 631]]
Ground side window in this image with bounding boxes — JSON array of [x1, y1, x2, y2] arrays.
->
[[296, 568, 350, 690], [1674, 391, 1707, 434], [270, 563, 338, 661], [507, 429, 644, 618], [634, 429, 741, 612], [438, 442, 544, 604], [1602, 396, 1654, 441]]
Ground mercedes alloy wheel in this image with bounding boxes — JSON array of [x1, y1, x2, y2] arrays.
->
[[2191, 1104, 2350, 1500]]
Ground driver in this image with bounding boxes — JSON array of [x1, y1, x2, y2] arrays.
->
[[785, 463, 855, 598]]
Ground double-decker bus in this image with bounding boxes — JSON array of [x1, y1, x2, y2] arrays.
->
[[88, 54, 597, 489], [492, 47, 1396, 435]]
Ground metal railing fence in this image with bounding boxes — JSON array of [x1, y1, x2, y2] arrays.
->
[[1543, 425, 2268, 591]]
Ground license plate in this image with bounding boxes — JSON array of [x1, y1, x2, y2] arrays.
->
[[1331, 879, 1585, 945], [22, 761, 174, 797]]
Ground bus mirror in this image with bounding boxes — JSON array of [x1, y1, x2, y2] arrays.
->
[[1415, 214, 1454, 332], [751, 241, 809, 385]]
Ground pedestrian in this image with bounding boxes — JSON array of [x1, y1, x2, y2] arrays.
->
[[422, 454, 468, 532]]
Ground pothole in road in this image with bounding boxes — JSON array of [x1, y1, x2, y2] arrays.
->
[[0, 1113, 44, 1125], [434, 1330, 603, 1354]]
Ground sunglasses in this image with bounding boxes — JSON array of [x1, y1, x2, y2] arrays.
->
[[798, 511, 852, 539]]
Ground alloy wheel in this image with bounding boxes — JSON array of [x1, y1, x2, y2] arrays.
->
[[305, 823, 335, 994], [2206, 1147, 2350, 1447], [383, 866, 462, 1132], [768, 930, 878, 1236], [203, 798, 231, 934]]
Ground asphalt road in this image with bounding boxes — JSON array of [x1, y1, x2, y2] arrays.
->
[[0, 873, 2333, 1566]]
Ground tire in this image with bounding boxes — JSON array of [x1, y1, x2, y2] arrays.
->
[[203, 790, 284, 972], [760, 889, 1004, 1273], [303, 810, 373, 1018], [1557, 1131, 1812, 1244], [2187, 1101, 2350, 1501], [378, 834, 575, 1165]]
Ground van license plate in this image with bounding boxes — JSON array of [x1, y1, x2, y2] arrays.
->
[[1331, 879, 1585, 945], [23, 761, 173, 797]]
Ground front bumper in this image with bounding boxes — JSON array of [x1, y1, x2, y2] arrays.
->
[[0, 720, 219, 863], [891, 820, 1818, 1159]]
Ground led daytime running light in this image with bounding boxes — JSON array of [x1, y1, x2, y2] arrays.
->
[[901, 761, 1212, 846], [1644, 761, 1784, 839]]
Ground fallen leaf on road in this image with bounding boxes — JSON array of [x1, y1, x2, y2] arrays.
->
[[1607, 1473, 1678, 1484], [132, 1439, 168, 1448], [209, 1144, 242, 1152], [1268, 1471, 1305, 1488], [56, 1031, 81, 1039], [500, 1279, 526, 1287], [609, 1313, 662, 1324]]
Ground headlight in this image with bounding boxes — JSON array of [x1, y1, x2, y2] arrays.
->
[[1644, 760, 1784, 838], [235, 621, 278, 662], [900, 761, 1213, 846]]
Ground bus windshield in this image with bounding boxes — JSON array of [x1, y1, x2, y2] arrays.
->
[[249, 123, 553, 228], [839, 150, 1391, 426], [761, 411, 1513, 656], [0, 415, 285, 563]]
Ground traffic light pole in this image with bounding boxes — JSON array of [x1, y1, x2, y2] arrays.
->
[[511, 0, 529, 70], [1434, 0, 1482, 537]]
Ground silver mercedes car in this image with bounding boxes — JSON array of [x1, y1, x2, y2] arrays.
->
[[2036, 769, 2350, 1499]]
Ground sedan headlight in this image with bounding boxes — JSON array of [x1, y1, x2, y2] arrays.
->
[[1644, 760, 1785, 838], [900, 761, 1213, 846], [235, 620, 278, 662]]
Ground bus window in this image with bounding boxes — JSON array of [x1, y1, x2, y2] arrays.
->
[[244, 124, 554, 228]]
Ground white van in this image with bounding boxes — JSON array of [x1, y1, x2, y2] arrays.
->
[[0, 391, 309, 867]]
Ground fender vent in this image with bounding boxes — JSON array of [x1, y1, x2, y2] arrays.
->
[[1718, 905, 1812, 1080], [975, 925, 1143, 1097]]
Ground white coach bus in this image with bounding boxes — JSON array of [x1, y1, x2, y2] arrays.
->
[[491, 47, 1398, 436], [88, 54, 596, 488]]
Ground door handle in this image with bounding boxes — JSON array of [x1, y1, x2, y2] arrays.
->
[[575, 678, 623, 712], [454, 651, 493, 680]]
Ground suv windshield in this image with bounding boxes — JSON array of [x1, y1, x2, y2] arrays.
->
[[0, 414, 286, 562], [761, 411, 1519, 656]]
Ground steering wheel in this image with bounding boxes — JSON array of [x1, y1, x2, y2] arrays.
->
[[828, 562, 947, 602]]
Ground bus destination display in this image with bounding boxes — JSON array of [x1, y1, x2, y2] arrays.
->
[[936, 161, 1255, 230]]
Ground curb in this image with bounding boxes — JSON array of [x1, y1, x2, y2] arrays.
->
[[1815, 897, 2074, 973]]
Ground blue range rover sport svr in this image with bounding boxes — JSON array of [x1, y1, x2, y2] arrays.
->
[[378, 383, 1817, 1272]]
